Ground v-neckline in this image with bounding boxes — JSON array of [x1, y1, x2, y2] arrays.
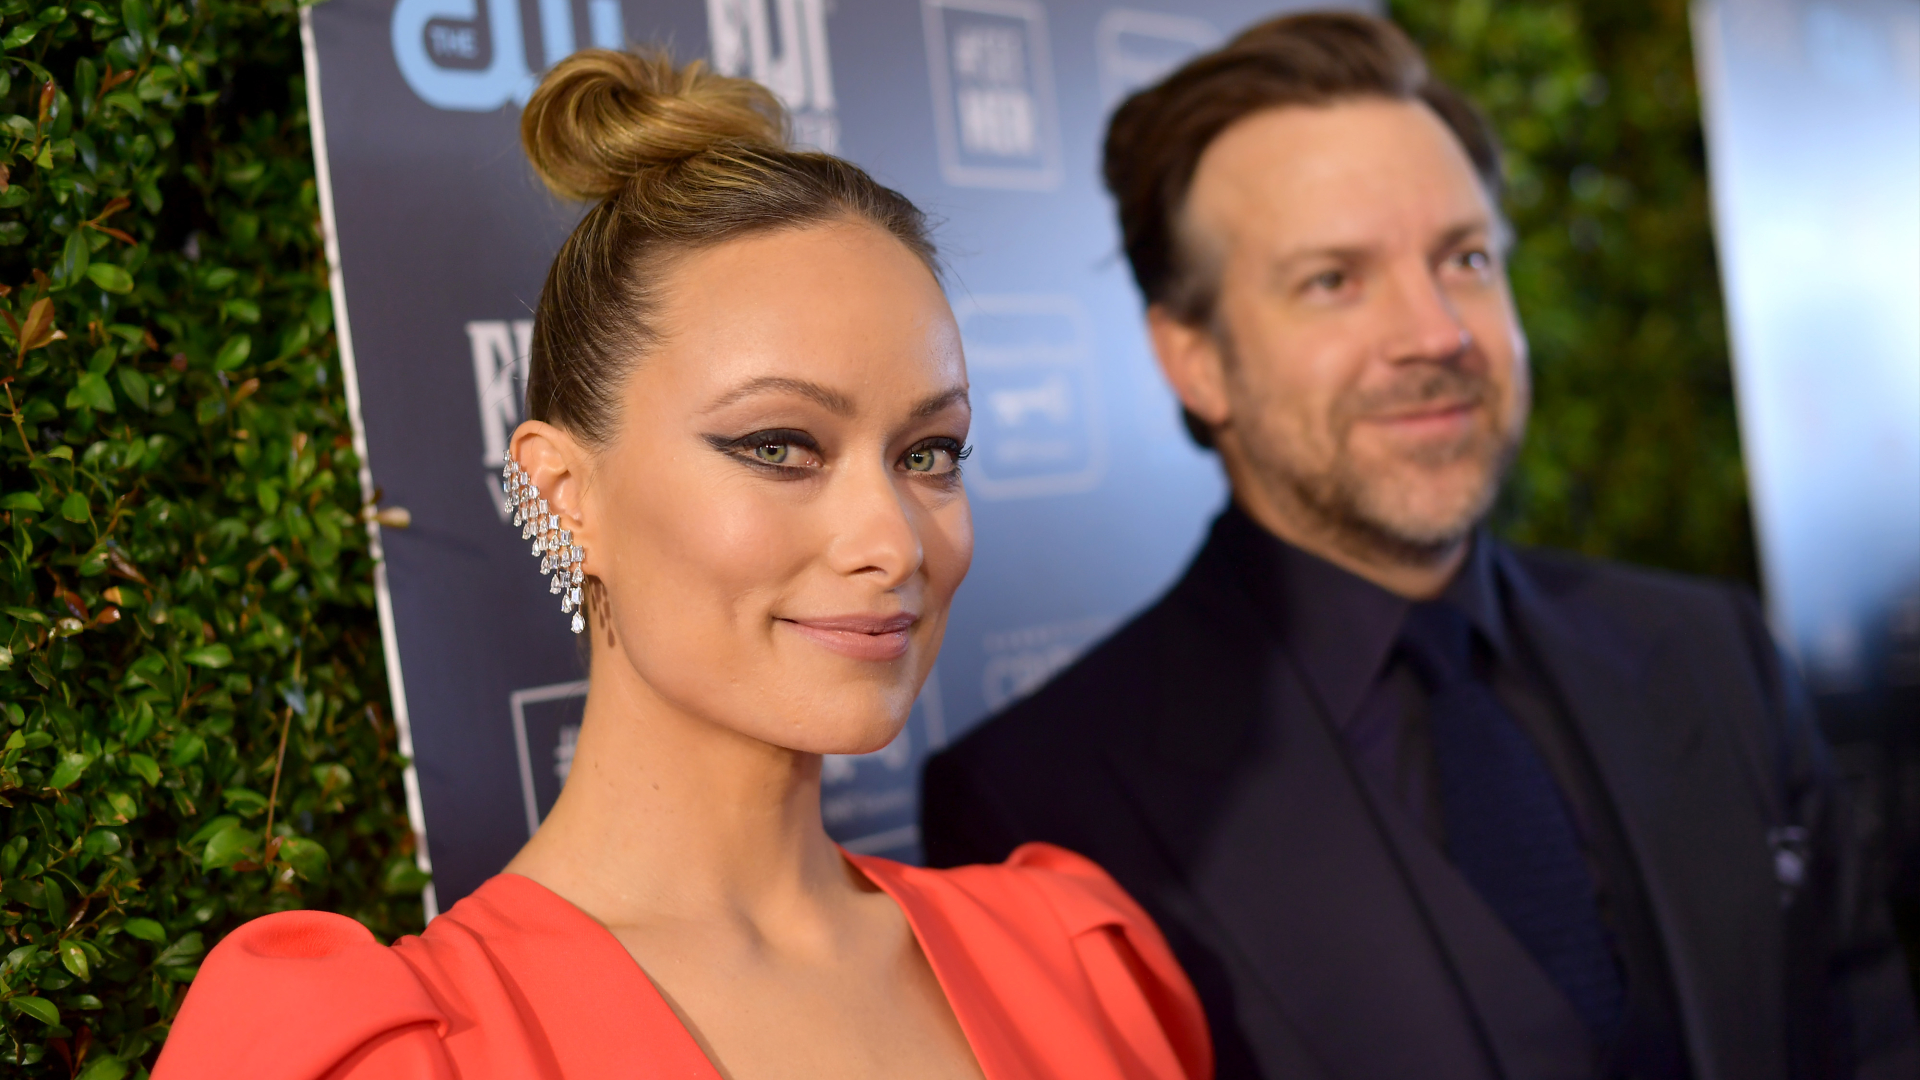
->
[[494, 851, 995, 1080]]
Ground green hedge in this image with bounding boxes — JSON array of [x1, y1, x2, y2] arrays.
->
[[1394, 0, 1757, 585], [0, 2, 420, 1075], [0, 1, 1753, 1075]]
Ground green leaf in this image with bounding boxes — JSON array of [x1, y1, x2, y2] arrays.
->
[[153, 930, 203, 969], [183, 643, 232, 668], [223, 297, 261, 323], [70, 371, 118, 413], [121, 917, 165, 942], [384, 859, 432, 896], [187, 815, 240, 847], [8, 995, 59, 1026], [200, 822, 256, 871], [168, 730, 205, 766], [0, 491, 45, 512], [280, 836, 329, 881], [61, 941, 91, 981], [84, 828, 123, 858], [1, 25, 37, 50], [126, 751, 160, 785], [48, 751, 93, 789], [61, 490, 91, 522], [213, 333, 252, 371], [87, 262, 135, 293], [59, 229, 91, 287], [122, 0, 155, 40], [117, 365, 151, 410], [76, 1055, 130, 1080]]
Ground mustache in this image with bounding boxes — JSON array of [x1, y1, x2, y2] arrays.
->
[[1339, 364, 1491, 422]]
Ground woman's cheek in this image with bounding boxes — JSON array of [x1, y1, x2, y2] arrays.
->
[[929, 495, 974, 600]]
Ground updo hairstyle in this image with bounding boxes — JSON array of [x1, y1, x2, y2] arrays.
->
[[520, 50, 937, 447]]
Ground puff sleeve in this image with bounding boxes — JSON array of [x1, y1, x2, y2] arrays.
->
[[152, 910, 455, 1080]]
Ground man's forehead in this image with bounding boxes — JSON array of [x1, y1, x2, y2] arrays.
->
[[1185, 98, 1495, 249]]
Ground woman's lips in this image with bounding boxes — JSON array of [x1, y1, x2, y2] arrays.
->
[[781, 613, 917, 662]]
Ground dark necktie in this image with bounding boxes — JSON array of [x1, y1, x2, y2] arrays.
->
[[1399, 600, 1626, 1044]]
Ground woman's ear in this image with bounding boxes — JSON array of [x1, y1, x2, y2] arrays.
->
[[511, 421, 590, 550]]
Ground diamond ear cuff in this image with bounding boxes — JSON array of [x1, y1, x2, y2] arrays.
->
[[502, 450, 585, 634]]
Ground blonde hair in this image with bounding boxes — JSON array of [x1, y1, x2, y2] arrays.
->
[[520, 49, 937, 446]]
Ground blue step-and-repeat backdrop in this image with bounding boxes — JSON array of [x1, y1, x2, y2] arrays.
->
[[302, 0, 1358, 913]]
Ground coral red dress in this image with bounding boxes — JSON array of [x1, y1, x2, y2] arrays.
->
[[154, 842, 1211, 1079]]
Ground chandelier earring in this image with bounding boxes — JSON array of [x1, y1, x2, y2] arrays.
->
[[502, 450, 586, 634]]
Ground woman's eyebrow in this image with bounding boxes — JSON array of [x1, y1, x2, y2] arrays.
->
[[912, 386, 971, 419], [703, 376, 856, 416]]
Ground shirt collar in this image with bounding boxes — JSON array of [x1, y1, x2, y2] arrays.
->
[[1210, 504, 1506, 726]]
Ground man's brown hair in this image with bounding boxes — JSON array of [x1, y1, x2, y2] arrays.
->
[[1104, 11, 1502, 332]]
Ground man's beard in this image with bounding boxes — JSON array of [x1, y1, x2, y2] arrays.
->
[[1233, 356, 1525, 566]]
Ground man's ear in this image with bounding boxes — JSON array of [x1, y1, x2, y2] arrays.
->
[[510, 421, 592, 566], [1147, 304, 1233, 431]]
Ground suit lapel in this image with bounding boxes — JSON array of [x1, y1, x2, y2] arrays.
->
[[1499, 549, 1784, 1080], [1101, 557, 1502, 1080], [1351, 763, 1599, 1079]]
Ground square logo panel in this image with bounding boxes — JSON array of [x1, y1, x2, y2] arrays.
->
[[923, 0, 1062, 189], [959, 294, 1104, 499]]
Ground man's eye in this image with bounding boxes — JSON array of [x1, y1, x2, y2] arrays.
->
[[1456, 250, 1492, 272], [1307, 270, 1347, 292]]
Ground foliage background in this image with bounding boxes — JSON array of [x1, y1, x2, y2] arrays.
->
[[0, 0, 1810, 1074], [1392, 0, 1757, 587], [0, 1, 423, 1075]]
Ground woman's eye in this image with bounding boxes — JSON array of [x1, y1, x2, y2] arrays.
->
[[900, 443, 966, 475], [1455, 250, 1492, 272], [753, 442, 793, 465], [1305, 269, 1347, 293]]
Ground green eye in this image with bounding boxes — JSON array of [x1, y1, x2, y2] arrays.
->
[[754, 443, 790, 465], [904, 448, 937, 472]]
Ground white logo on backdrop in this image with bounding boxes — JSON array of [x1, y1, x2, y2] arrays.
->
[[467, 318, 534, 521], [1094, 10, 1219, 105], [957, 294, 1105, 499], [707, 0, 840, 152], [922, 0, 1062, 190], [981, 616, 1117, 711], [392, 0, 628, 111]]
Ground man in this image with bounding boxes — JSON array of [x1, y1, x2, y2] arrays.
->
[[921, 12, 1916, 1080]]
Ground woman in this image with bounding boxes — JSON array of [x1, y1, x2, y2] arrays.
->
[[154, 48, 1210, 1080]]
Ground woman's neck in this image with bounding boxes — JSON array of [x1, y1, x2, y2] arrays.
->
[[504, 657, 856, 929]]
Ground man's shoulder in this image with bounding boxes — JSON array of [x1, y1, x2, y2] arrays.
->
[[1500, 542, 1781, 689], [1504, 542, 1758, 630]]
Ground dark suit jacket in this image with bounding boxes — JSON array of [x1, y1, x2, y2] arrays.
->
[[922, 513, 1918, 1080]]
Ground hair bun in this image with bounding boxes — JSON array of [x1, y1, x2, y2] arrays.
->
[[521, 49, 789, 203]]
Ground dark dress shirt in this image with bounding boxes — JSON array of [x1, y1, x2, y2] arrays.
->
[[1246, 508, 1689, 1077]]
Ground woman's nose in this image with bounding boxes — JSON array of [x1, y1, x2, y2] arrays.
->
[[823, 456, 923, 587]]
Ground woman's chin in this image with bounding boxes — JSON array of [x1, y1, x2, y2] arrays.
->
[[750, 708, 910, 759]]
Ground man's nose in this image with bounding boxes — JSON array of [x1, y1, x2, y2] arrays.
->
[[1381, 263, 1472, 366], [824, 456, 923, 588]]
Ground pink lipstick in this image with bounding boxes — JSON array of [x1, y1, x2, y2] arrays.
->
[[780, 613, 917, 662]]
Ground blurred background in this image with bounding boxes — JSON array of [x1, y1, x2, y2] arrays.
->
[[0, 0, 1913, 1071]]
